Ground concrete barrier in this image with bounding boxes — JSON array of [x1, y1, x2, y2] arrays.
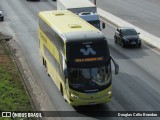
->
[[97, 8, 160, 49]]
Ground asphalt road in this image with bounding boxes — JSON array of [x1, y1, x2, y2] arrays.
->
[[0, 0, 160, 120], [90, 0, 160, 38]]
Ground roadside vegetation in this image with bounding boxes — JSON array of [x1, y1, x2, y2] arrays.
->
[[0, 34, 32, 113]]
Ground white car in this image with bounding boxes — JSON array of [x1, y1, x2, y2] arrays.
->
[[0, 10, 4, 21]]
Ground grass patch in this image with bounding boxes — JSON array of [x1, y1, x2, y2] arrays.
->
[[0, 40, 32, 112]]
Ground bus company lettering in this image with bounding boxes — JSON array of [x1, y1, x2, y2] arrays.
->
[[75, 57, 103, 62]]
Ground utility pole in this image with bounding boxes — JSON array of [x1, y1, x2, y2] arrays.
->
[[94, 0, 96, 5]]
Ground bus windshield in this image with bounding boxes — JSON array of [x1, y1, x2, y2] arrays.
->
[[68, 64, 111, 93]]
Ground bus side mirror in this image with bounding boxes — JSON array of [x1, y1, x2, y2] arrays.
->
[[111, 56, 119, 75], [102, 22, 105, 29]]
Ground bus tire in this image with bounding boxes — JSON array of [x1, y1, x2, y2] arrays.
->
[[46, 64, 50, 77], [60, 84, 67, 102], [60, 84, 63, 96], [42, 57, 45, 65], [44, 60, 50, 77]]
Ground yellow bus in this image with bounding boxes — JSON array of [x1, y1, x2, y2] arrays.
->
[[38, 10, 119, 106]]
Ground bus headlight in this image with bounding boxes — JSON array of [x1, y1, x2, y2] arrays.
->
[[106, 91, 112, 96], [106, 91, 112, 99], [71, 93, 79, 99]]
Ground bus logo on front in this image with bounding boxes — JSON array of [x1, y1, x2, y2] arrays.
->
[[80, 45, 96, 56]]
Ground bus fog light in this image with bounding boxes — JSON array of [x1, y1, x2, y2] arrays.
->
[[71, 93, 79, 99], [106, 91, 112, 96]]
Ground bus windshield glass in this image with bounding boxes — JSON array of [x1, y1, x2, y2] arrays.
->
[[68, 64, 111, 93]]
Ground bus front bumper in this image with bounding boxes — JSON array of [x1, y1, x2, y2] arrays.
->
[[68, 90, 112, 106]]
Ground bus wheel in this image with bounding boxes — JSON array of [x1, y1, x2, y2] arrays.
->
[[60, 84, 67, 102], [46, 64, 50, 77], [42, 57, 45, 65], [60, 84, 63, 96], [44, 61, 50, 77]]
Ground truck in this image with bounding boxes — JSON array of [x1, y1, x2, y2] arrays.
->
[[57, 0, 105, 30]]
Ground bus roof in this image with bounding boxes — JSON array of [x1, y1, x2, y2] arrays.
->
[[39, 10, 98, 34]]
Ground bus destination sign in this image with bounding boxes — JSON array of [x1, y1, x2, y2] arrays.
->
[[75, 57, 103, 63]]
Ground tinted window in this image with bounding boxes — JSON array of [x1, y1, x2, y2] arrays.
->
[[121, 29, 137, 36]]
